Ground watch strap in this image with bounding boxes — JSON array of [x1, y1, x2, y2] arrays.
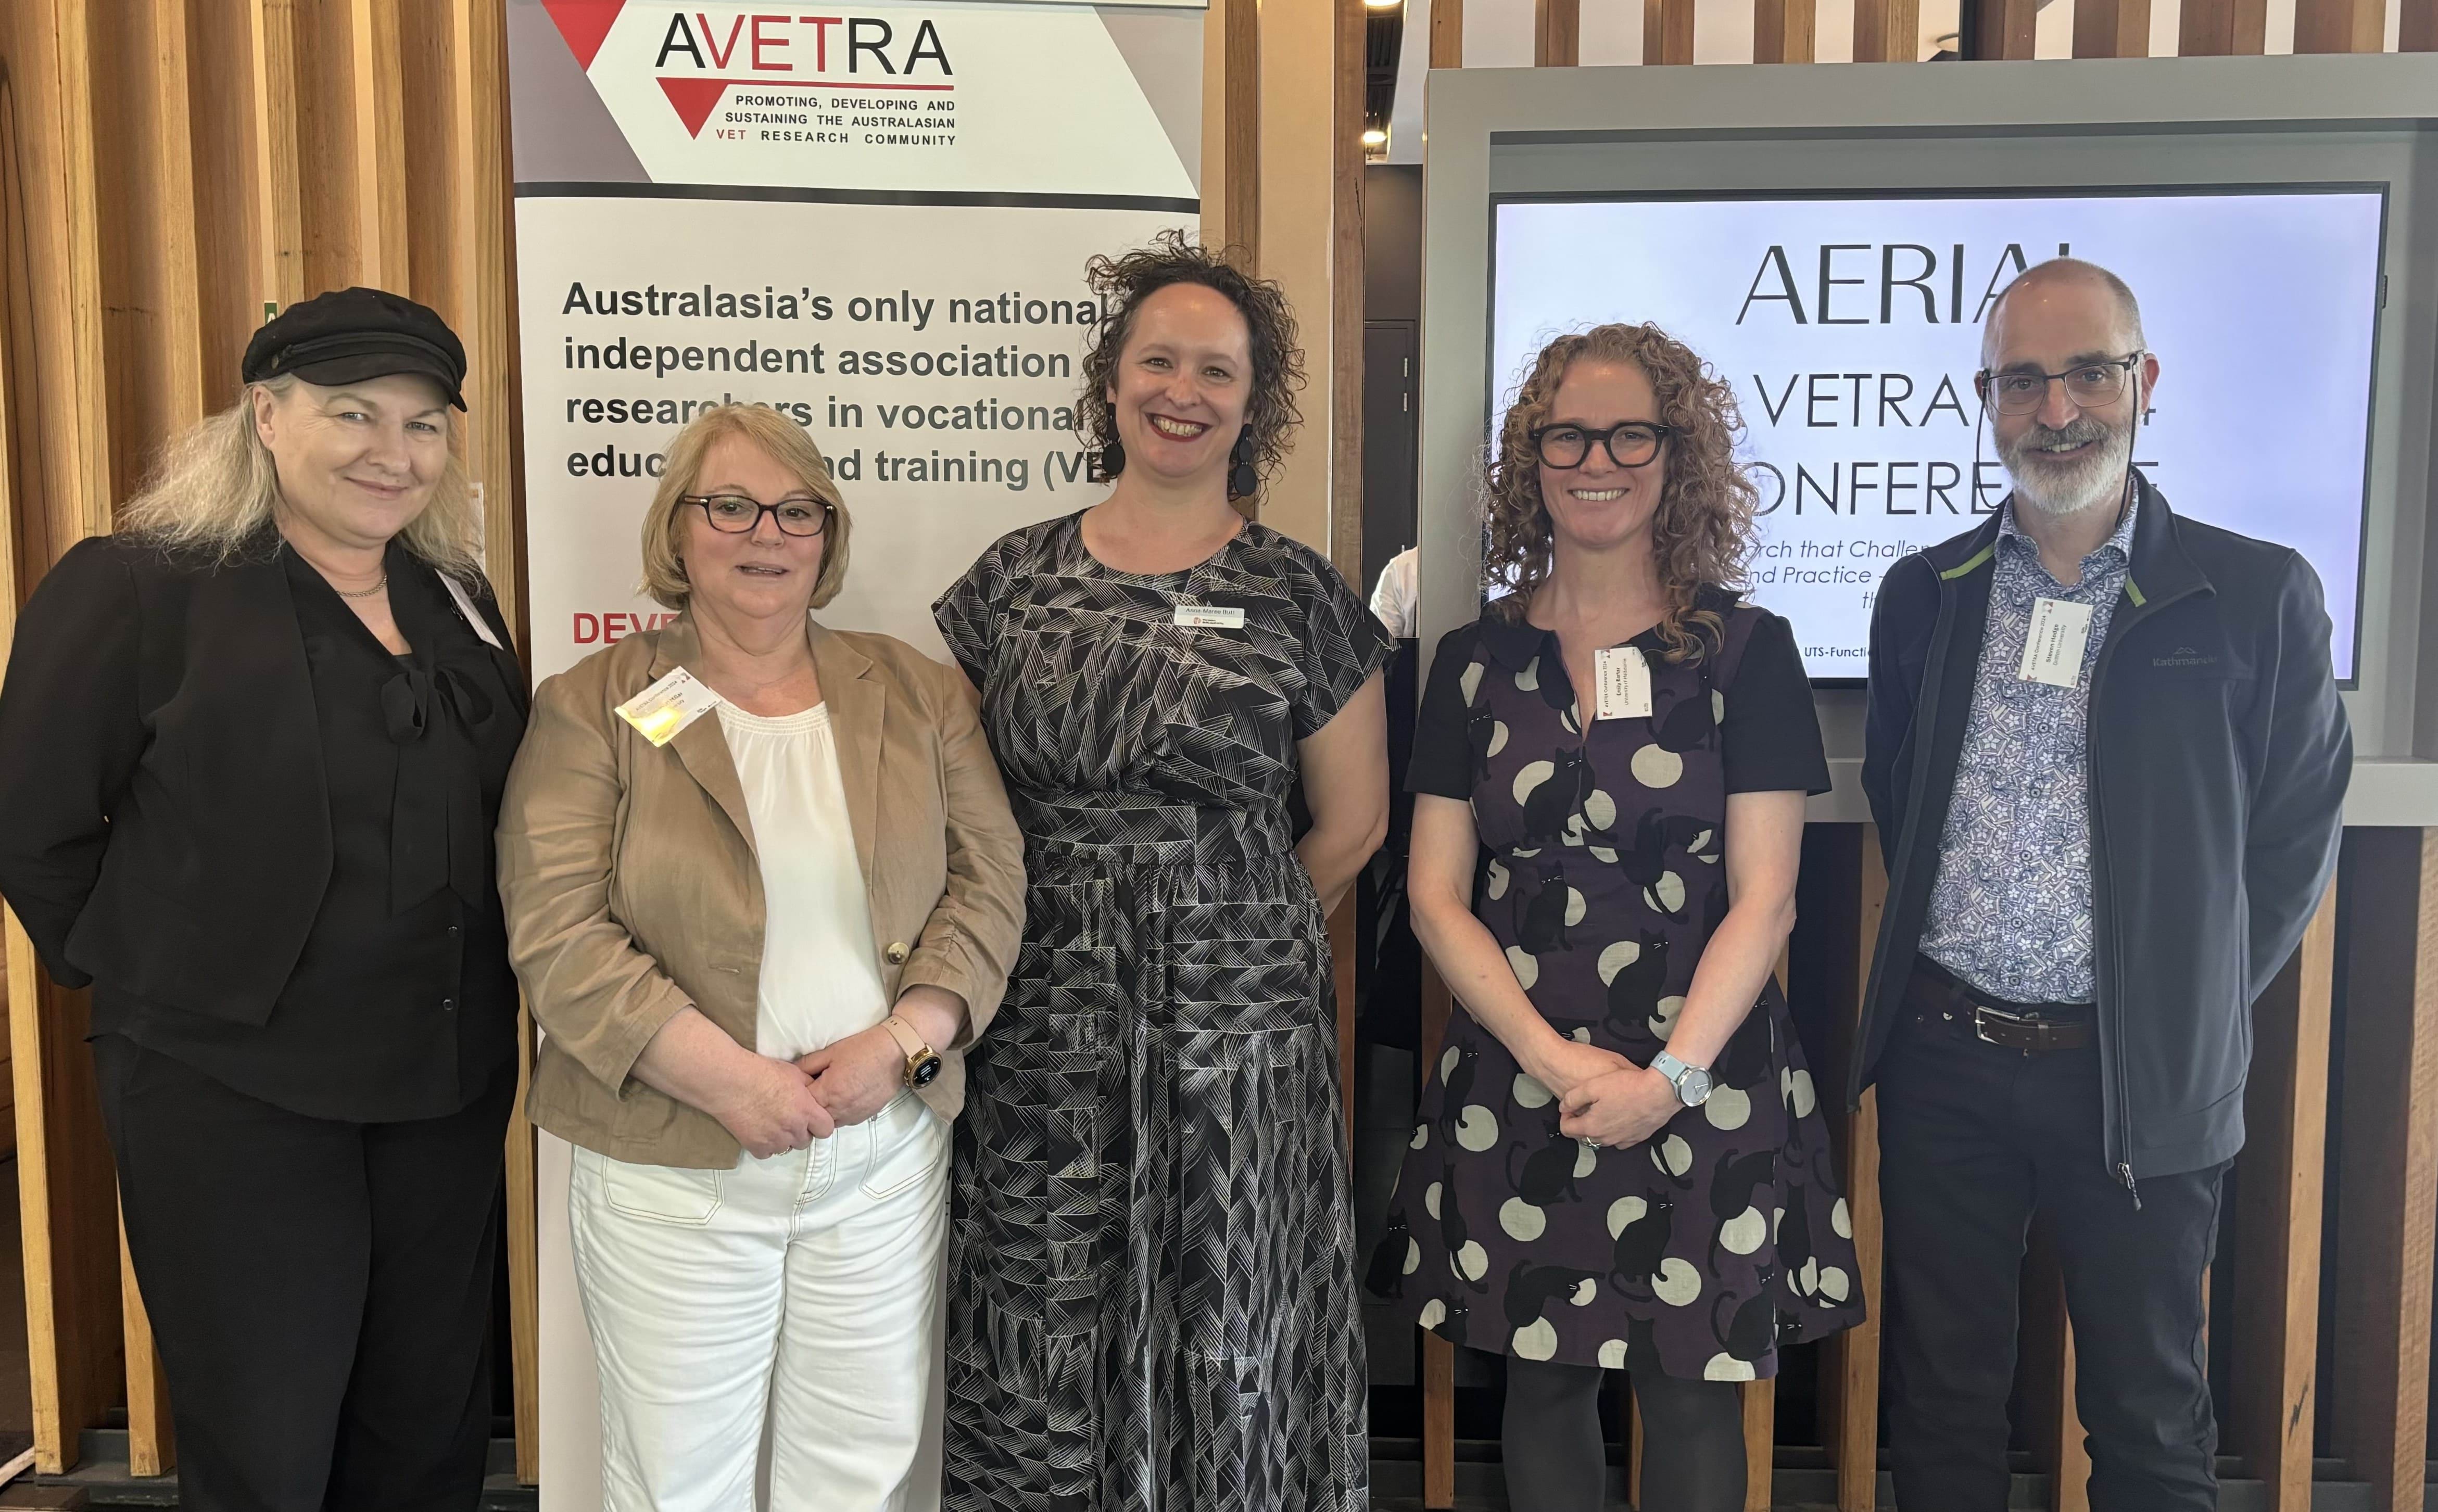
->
[[1651, 1050, 1688, 1086], [878, 1015, 936, 1082]]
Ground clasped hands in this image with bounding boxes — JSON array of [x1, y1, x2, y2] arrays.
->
[[715, 1024, 909, 1160], [1535, 1037, 1683, 1153]]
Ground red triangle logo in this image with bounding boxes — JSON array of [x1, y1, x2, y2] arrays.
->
[[658, 77, 729, 138], [540, 0, 626, 72]]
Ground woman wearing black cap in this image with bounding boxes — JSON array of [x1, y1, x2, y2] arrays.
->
[[0, 288, 525, 1510]]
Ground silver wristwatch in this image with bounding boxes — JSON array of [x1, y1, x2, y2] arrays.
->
[[1649, 1050, 1715, 1108]]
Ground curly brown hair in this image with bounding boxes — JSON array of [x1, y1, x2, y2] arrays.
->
[[1483, 323, 1759, 664], [1076, 230, 1304, 499]]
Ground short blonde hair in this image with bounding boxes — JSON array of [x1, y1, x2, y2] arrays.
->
[[640, 403, 851, 611]]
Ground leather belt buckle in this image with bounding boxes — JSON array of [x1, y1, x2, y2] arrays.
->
[[1970, 1003, 2086, 1055]]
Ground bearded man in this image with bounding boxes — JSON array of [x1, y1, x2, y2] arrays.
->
[[1855, 258, 2351, 1510]]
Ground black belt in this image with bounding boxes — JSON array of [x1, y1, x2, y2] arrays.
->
[[1906, 957, 2093, 1055]]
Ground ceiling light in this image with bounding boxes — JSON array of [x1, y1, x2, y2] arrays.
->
[[1361, 128, 1388, 147]]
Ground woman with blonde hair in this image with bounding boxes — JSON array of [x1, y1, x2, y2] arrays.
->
[[499, 402, 1025, 1510], [1373, 322, 1864, 1510], [0, 288, 525, 1510]]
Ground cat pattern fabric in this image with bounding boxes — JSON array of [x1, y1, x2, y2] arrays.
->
[[933, 512, 1389, 1511], [1373, 598, 1866, 1380]]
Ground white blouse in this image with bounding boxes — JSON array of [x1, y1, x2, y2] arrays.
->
[[714, 701, 891, 1061]]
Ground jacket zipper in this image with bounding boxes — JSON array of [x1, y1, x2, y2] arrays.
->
[[2087, 580, 2199, 1210], [1854, 563, 1967, 1110]]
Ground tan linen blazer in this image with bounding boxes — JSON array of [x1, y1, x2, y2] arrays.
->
[[498, 615, 1024, 1168]]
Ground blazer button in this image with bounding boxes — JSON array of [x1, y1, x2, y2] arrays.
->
[[885, 942, 909, 966]]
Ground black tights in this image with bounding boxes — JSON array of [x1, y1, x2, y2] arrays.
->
[[1502, 1356, 1747, 1512]]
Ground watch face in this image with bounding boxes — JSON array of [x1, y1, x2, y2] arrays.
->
[[1677, 1068, 1714, 1107], [909, 1053, 943, 1089]]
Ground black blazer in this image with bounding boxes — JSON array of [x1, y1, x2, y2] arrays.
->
[[0, 534, 527, 1025]]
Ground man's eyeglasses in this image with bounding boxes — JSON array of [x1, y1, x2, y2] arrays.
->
[[1977, 354, 2145, 416], [684, 494, 832, 538], [1527, 422, 1675, 471]]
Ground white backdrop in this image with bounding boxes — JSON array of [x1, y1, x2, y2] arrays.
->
[[1493, 190, 2384, 677], [508, 2, 1202, 1505]]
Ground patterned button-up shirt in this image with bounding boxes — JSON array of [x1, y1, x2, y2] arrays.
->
[[1918, 494, 2139, 1004]]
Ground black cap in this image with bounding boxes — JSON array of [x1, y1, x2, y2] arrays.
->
[[242, 287, 468, 411]]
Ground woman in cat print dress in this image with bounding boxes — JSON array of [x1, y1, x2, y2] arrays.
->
[[1372, 323, 1864, 1512]]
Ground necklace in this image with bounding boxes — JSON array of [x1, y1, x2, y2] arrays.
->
[[335, 575, 388, 600]]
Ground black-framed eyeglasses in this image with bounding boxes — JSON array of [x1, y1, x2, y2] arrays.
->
[[684, 493, 831, 538], [1527, 422, 1675, 470], [1976, 354, 2145, 415]]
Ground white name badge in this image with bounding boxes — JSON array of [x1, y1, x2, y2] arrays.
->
[[1173, 604, 1245, 630], [2018, 598, 2096, 688], [615, 667, 723, 747], [1593, 646, 1653, 720]]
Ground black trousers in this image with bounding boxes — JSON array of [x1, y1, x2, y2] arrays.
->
[[1877, 996, 2225, 1512], [94, 1033, 512, 1512]]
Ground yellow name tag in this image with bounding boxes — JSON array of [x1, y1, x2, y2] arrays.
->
[[615, 667, 722, 747]]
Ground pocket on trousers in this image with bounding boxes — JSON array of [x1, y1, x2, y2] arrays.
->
[[598, 1154, 724, 1226], [860, 1091, 946, 1202]]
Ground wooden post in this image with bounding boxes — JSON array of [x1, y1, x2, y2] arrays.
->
[[1756, 0, 1820, 62], [2073, 0, 2153, 55], [120, 1217, 173, 1477], [2330, 830, 2438, 1512], [1850, 0, 1915, 60], [2294, 0, 2385, 50], [1741, 1379, 1776, 1511], [1431, 0, 1465, 66], [1811, 827, 1886, 1512], [1536, 0, 1582, 64], [1223, 0, 1259, 265], [250, 0, 306, 310], [2230, 882, 2338, 1512], [1331, 0, 1366, 589], [1644, 0, 1698, 63], [1964, 0, 2040, 57], [347, 0, 409, 290], [2406, 0, 2438, 50], [2179, 0, 2269, 54]]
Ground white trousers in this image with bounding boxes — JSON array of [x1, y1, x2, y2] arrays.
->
[[569, 1091, 951, 1511]]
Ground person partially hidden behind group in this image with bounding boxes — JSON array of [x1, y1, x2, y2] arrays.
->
[[1374, 322, 1865, 1512], [0, 289, 526, 1510], [498, 402, 1025, 1511]]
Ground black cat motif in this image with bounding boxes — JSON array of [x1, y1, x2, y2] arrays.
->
[[1467, 703, 1501, 786], [1777, 1187, 1818, 1301], [1502, 1260, 1604, 1330], [1705, 1148, 1778, 1277], [1439, 1293, 1474, 1346], [1609, 1193, 1676, 1293], [1436, 1041, 1482, 1151], [1603, 931, 1672, 1038], [1712, 1267, 1779, 1363], [1514, 862, 1573, 956], [1519, 747, 1594, 843], [1441, 1161, 1489, 1294], [1653, 683, 1717, 754], [1366, 1210, 1413, 1300], [1712, 1013, 1772, 1091], [1507, 1114, 1586, 1208]]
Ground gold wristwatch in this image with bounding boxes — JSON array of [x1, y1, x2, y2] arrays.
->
[[878, 1014, 943, 1090]]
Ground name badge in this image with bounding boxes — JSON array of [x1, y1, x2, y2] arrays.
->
[[1173, 604, 1245, 630], [615, 667, 722, 746], [2018, 598, 2096, 688], [1593, 646, 1653, 720]]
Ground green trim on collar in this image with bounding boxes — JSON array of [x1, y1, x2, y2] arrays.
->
[[1939, 544, 1996, 581], [2125, 578, 2148, 607]]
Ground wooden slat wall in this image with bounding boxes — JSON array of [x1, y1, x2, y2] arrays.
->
[[0, 0, 532, 1479]]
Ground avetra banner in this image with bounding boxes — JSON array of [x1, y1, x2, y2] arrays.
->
[[506, 3, 1201, 1504], [512, 0, 1204, 672]]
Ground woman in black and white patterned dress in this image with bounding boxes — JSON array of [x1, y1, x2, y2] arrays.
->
[[933, 234, 1389, 1512]]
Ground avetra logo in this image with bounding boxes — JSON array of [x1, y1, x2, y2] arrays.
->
[[542, 2, 956, 138]]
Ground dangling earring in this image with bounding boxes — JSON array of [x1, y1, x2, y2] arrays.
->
[[1098, 437, 1126, 480], [1226, 430, 1258, 501]]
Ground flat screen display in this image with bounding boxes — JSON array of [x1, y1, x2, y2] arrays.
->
[[1490, 189, 2383, 681]]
